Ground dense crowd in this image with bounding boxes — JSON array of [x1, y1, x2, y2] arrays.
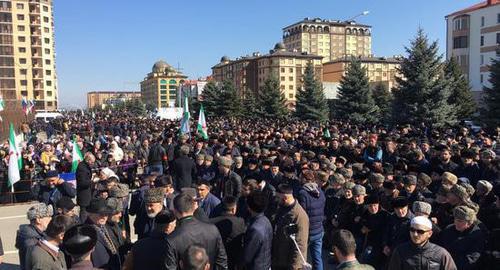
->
[[1, 112, 500, 270]]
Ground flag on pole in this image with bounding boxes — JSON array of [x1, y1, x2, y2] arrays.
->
[[8, 123, 22, 190], [197, 105, 208, 140], [21, 97, 28, 115], [0, 95, 4, 122], [28, 100, 35, 114], [179, 96, 190, 135], [71, 139, 84, 173]]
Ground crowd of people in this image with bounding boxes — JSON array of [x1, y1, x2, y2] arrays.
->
[[1, 112, 500, 269]]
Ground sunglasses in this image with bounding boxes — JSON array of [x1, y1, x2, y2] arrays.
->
[[410, 228, 430, 234]]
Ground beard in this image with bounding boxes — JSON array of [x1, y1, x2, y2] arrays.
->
[[147, 211, 159, 218]]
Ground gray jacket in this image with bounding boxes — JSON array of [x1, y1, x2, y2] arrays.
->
[[25, 241, 67, 270]]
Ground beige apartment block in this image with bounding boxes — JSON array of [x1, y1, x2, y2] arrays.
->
[[141, 60, 188, 109], [0, 0, 58, 111], [323, 56, 401, 90], [283, 17, 372, 63], [87, 91, 141, 109], [212, 43, 323, 105]]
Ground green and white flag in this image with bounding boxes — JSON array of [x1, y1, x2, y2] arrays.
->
[[197, 105, 208, 140], [0, 96, 4, 122], [71, 139, 84, 173], [179, 96, 190, 135], [323, 127, 331, 138], [8, 123, 22, 190]]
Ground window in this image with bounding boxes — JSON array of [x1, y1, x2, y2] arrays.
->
[[280, 85, 285, 90], [497, 33, 500, 44], [43, 16, 49, 23], [20, 79, 27, 86], [17, 25, 25, 31], [289, 68, 293, 73], [160, 85, 167, 89], [481, 55, 484, 65], [289, 76, 293, 81], [44, 27, 49, 33], [47, 101, 52, 106], [43, 6, 48, 12], [20, 69, 27, 75], [498, 13, 500, 23], [45, 70, 51, 75], [17, 14, 24, 20], [45, 59, 50, 64], [18, 47, 26, 53], [44, 48, 50, 54], [46, 80, 52, 86], [453, 36, 467, 49], [280, 67, 285, 73], [18, 36, 25, 42], [481, 36, 484, 46], [47, 91, 52, 97], [481, 16, 485, 27], [289, 85, 293, 90], [44, 38, 49, 44], [160, 90, 167, 94], [16, 3, 24, 9], [280, 76, 285, 81], [19, 58, 26, 64], [289, 93, 293, 98]]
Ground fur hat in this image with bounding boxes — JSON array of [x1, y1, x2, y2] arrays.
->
[[441, 172, 458, 186], [344, 181, 356, 190], [109, 183, 129, 198], [450, 184, 469, 202], [204, 155, 213, 162], [144, 188, 165, 204], [106, 197, 123, 213], [330, 173, 346, 185], [412, 201, 432, 216], [370, 173, 385, 184], [404, 175, 417, 186], [219, 156, 234, 167], [417, 173, 432, 187], [476, 180, 493, 194], [453, 205, 476, 222], [27, 203, 53, 220], [352, 185, 366, 196]]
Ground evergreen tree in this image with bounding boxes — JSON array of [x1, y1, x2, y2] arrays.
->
[[335, 57, 379, 124], [258, 77, 289, 119], [393, 29, 456, 127], [295, 61, 329, 122], [201, 81, 222, 117], [482, 56, 500, 128], [242, 89, 263, 119], [126, 99, 146, 116], [445, 57, 476, 120], [219, 80, 242, 118], [372, 82, 392, 123]]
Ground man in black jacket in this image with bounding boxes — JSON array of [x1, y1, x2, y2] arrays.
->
[[171, 145, 197, 190], [148, 137, 167, 175], [169, 193, 228, 269], [213, 156, 242, 199], [210, 196, 246, 269], [76, 153, 95, 222]]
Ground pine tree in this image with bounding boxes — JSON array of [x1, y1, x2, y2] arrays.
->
[[393, 29, 456, 127], [242, 89, 262, 119], [295, 61, 329, 122], [219, 80, 242, 118], [445, 57, 476, 120], [372, 82, 392, 123], [126, 99, 146, 116], [201, 81, 222, 117], [482, 56, 500, 128], [335, 57, 379, 124], [258, 77, 289, 119]]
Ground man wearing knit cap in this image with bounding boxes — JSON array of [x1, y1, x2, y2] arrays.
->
[[360, 194, 388, 269], [16, 203, 53, 270], [439, 205, 485, 270], [134, 187, 166, 240], [388, 216, 457, 270], [383, 197, 414, 257]]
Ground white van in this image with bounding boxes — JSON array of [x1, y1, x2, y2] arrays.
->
[[35, 112, 63, 122]]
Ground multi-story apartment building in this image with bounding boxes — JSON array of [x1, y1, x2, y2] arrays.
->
[[446, 0, 500, 99], [283, 17, 372, 63], [323, 56, 402, 92], [212, 43, 323, 104], [140, 60, 188, 109], [0, 0, 58, 111], [87, 91, 141, 109], [177, 78, 208, 104]]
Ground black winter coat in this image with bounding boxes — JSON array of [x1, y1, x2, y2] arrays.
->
[[76, 161, 93, 207], [210, 214, 246, 269], [168, 216, 228, 270], [171, 155, 197, 190], [131, 231, 177, 270], [439, 223, 486, 270]]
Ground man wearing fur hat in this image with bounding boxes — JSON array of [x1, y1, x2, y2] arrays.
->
[[15, 203, 53, 270], [388, 216, 456, 270], [171, 145, 197, 190], [213, 156, 242, 199], [439, 206, 486, 270], [133, 188, 166, 240]]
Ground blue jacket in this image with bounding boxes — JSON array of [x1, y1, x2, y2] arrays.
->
[[200, 193, 221, 218], [15, 224, 45, 270], [298, 183, 326, 235], [243, 213, 272, 270]]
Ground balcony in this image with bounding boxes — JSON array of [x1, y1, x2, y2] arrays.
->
[[30, 20, 41, 26], [0, 7, 11, 12]]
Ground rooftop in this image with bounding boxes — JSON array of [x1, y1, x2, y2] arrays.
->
[[283, 17, 371, 30], [323, 56, 402, 65], [446, 0, 500, 18]]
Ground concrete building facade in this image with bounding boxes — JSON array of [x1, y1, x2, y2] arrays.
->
[[322, 56, 402, 94], [140, 60, 188, 109], [212, 43, 323, 104], [0, 0, 58, 111], [283, 17, 372, 63], [446, 0, 500, 98], [87, 91, 141, 109]]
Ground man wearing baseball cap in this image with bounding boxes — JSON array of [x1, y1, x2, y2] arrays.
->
[[388, 216, 457, 270]]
